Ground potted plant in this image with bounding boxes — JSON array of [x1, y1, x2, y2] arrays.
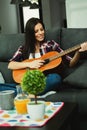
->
[[21, 69, 46, 120]]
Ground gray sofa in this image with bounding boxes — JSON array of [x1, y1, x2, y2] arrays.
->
[[46, 28, 87, 130], [0, 28, 87, 129]]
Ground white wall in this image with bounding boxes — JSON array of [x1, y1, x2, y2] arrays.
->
[[0, 0, 18, 34], [66, 0, 87, 28]]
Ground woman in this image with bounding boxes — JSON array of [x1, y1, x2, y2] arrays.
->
[[8, 17, 87, 97]]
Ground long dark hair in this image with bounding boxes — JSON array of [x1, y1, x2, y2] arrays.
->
[[22, 17, 45, 59]]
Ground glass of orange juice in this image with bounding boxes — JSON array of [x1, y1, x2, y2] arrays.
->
[[14, 95, 30, 114]]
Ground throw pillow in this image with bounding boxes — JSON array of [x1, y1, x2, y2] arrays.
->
[[0, 72, 5, 83], [63, 63, 87, 88]]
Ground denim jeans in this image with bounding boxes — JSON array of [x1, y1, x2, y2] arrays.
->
[[0, 73, 61, 97], [38, 73, 62, 95]]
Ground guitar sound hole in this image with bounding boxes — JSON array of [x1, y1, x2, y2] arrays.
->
[[44, 59, 50, 64]]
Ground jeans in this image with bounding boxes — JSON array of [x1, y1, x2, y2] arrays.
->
[[0, 73, 61, 97], [38, 73, 62, 95]]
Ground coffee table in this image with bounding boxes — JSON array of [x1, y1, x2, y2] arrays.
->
[[0, 102, 80, 130]]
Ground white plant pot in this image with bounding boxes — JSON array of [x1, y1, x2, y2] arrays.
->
[[27, 101, 45, 120]]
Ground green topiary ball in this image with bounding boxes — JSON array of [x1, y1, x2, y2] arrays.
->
[[21, 69, 46, 95]]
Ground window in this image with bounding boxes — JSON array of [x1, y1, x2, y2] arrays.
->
[[23, 7, 40, 28], [19, 0, 42, 32]]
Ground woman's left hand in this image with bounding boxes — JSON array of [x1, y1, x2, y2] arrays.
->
[[79, 42, 87, 52]]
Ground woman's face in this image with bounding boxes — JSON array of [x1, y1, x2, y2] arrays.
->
[[34, 23, 45, 42]]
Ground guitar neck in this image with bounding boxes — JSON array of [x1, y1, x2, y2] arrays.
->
[[59, 44, 81, 57], [50, 44, 81, 61]]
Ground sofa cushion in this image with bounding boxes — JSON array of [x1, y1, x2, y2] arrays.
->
[[63, 62, 87, 88], [0, 62, 15, 83]]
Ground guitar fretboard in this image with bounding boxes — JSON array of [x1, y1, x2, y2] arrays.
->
[[49, 44, 81, 61]]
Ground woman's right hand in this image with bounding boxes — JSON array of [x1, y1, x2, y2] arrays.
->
[[26, 59, 45, 69]]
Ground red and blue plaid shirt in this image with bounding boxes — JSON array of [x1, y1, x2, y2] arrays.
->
[[10, 40, 72, 65]]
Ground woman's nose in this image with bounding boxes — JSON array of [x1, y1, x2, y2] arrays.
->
[[39, 30, 43, 34]]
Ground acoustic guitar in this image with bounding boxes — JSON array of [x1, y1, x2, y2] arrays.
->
[[13, 44, 81, 83]]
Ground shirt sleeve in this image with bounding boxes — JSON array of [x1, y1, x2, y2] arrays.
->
[[9, 46, 23, 62]]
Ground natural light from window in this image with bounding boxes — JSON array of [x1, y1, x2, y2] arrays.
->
[[23, 7, 40, 28]]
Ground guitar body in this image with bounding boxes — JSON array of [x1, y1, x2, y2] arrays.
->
[[13, 51, 62, 83]]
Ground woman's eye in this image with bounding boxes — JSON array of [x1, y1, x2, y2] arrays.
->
[[35, 30, 38, 33], [41, 28, 44, 31], [35, 28, 44, 34]]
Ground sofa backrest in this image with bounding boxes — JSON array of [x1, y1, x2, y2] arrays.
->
[[0, 33, 25, 62], [45, 27, 61, 43], [61, 28, 87, 59]]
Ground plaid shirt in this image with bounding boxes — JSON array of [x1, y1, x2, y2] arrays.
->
[[10, 40, 72, 65]]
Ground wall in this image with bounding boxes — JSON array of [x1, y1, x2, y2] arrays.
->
[[41, 0, 66, 30], [66, 0, 87, 28], [0, 0, 66, 33], [1, 0, 87, 33], [0, 0, 19, 34]]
